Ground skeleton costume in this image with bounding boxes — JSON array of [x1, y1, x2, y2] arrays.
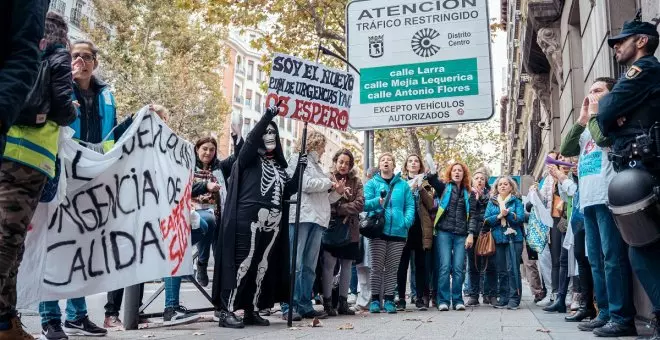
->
[[212, 107, 301, 327]]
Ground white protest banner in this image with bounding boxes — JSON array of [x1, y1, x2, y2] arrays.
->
[[17, 106, 194, 307], [346, 0, 494, 130], [265, 53, 355, 131]]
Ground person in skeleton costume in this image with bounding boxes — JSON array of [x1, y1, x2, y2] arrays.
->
[[212, 106, 303, 328]]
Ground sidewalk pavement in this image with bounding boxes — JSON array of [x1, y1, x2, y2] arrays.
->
[[21, 282, 654, 339]]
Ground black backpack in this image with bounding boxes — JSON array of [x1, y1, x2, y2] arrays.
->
[[16, 58, 51, 127]]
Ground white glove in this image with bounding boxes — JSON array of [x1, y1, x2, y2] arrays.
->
[[231, 111, 243, 140], [424, 153, 437, 175], [190, 210, 201, 230], [504, 227, 517, 236]]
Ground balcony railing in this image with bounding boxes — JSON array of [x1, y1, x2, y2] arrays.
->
[[245, 99, 252, 107], [70, 8, 83, 28], [50, 0, 66, 15], [234, 96, 243, 104]]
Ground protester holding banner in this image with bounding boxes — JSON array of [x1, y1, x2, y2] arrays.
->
[[364, 153, 415, 314], [38, 38, 119, 335], [162, 126, 243, 325], [191, 131, 243, 287], [0, 7, 69, 339], [284, 131, 343, 320], [321, 148, 363, 317], [212, 106, 304, 328], [396, 155, 434, 311]]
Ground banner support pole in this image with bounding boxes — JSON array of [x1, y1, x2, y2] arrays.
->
[[287, 10, 327, 328]]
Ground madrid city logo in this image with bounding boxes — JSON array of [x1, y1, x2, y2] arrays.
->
[[369, 35, 384, 58], [411, 28, 440, 57]]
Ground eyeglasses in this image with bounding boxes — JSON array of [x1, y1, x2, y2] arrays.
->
[[72, 53, 95, 62]]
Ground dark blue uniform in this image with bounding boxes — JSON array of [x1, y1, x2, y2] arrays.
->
[[597, 55, 660, 154], [598, 16, 660, 330]]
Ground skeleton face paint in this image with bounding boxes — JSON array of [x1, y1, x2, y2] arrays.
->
[[263, 126, 277, 152]]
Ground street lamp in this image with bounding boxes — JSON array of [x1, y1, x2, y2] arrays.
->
[[439, 125, 460, 143]]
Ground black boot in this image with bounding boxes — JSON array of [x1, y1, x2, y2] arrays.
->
[[565, 299, 596, 322], [196, 262, 209, 287], [543, 294, 566, 313], [243, 311, 270, 326], [218, 310, 244, 329], [338, 296, 355, 315], [323, 299, 337, 317]]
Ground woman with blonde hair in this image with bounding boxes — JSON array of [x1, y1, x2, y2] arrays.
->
[[483, 176, 525, 310], [426, 160, 477, 311], [284, 131, 345, 320]]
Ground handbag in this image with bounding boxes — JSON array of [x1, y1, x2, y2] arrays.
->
[[322, 217, 351, 247], [475, 230, 496, 257], [359, 183, 394, 239], [525, 210, 550, 253]]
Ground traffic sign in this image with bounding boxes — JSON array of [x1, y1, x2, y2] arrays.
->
[[346, 0, 495, 130]]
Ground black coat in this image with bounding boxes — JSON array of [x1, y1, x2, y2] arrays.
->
[[211, 108, 301, 309], [0, 0, 48, 156], [469, 187, 491, 234], [428, 173, 477, 236], [44, 45, 77, 126]]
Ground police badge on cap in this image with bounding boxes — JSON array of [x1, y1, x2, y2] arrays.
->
[[607, 10, 660, 48]]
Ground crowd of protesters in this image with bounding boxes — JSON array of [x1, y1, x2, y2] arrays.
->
[[0, 3, 659, 340]]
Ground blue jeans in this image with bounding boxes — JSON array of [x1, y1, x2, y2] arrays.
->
[[288, 222, 324, 315], [466, 247, 497, 298], [495, 242, 523, 305], [435, 231, 467, 307], [629, 242, 660, 314], [409, 253, 417, 299], [583, 204, 636, 325], [196, 209, 216, 265], [39, 298, 87, 325], [164, 227, 204, 308], [350, 265, 358, 295]]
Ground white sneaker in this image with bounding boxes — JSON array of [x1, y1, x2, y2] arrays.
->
[[347, 293, 357, 305], [535, 295, 552, 307], [455, 304, 466, 311], [438, 304, 449, 311]]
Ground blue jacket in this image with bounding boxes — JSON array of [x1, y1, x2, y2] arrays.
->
[[483, 195, 525, 244], [363, 173, 415, 238], [71, 77, 117, 148]]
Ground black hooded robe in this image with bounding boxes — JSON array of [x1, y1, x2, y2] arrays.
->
[[211, 108, 300, 312]]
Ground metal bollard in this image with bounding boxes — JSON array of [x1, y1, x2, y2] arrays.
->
[[123, 284, 142, 330]]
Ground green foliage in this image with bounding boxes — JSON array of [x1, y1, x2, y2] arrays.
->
[[87, 0, 231, 142]]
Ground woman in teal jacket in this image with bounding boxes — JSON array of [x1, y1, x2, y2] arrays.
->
[[363, 152, 415, 314], [484, 176, 525, 310]]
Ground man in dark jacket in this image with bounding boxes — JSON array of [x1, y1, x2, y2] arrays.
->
[[0, 0, 48, 163]]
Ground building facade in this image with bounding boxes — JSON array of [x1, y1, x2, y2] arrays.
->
[[501, 0, 660, 319], [217, 29, 301, 160], [48, 0, 93, 41]]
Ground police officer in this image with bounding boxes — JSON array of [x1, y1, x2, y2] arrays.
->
[[596, 13, 660, 340], [596, 13, 660, 171]]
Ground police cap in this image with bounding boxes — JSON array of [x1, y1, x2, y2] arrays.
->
[[608, 15, 659, 48]]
